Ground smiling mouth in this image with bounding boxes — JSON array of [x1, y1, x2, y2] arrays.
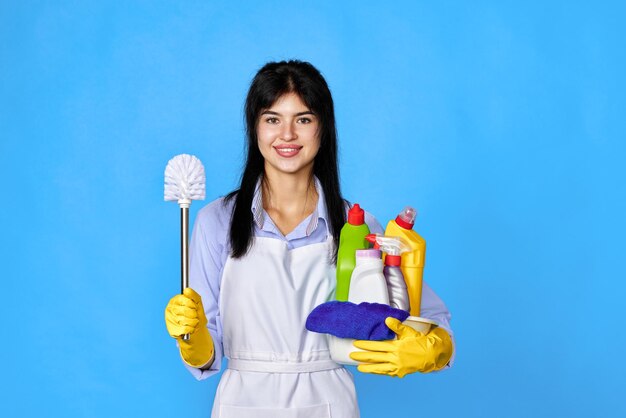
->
[[274, 146, 302, 157]]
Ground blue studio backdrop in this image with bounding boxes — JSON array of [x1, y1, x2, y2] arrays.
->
[[2, 1, 624, 417]]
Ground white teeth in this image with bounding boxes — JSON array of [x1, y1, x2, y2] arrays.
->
[[277, 148, 298, 152]]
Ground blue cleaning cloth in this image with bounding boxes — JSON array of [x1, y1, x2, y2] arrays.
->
[[305, 301, 410, 341]]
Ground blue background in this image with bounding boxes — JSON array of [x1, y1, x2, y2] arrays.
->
[[2, 1, 624, 417]]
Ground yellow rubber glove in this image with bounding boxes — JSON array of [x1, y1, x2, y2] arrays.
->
[[349, 317, 453, 377], [165, 287, 215, 368]]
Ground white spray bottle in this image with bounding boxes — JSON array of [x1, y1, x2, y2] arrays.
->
[[366, 234, 411, 312]]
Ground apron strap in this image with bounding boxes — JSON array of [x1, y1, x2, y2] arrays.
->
[[228, 358, 341, 373]]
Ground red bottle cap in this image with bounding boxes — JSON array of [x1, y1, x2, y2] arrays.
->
[[395, 215, 413, 229], [385, 254, 402, 266], [348, 203, 365, 225], [395, 207, 417, 229]]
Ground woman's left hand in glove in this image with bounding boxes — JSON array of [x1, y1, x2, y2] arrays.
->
[[349, 317, 453, 377]]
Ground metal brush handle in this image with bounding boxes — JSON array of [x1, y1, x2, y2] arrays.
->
[[181, 206, 190, 341]]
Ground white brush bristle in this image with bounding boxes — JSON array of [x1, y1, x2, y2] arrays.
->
[[164, 154, 206, 201]]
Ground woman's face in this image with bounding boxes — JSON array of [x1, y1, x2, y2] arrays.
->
[[257, 92, 321, 178]]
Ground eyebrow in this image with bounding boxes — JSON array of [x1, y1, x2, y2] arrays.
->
[[261, 110, 315, 116]]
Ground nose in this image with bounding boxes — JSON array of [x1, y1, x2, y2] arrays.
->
[[280, 121, 297, 141]]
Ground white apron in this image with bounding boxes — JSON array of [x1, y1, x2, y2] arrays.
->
[[212, 236, 360, 418]]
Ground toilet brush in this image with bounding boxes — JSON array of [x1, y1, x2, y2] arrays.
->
[[164, 154, 206, 340]]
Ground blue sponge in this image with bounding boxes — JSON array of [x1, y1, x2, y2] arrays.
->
[[305, 301, 410, 341]]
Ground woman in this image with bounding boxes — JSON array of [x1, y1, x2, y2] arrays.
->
[[165, 60, 454, 418]]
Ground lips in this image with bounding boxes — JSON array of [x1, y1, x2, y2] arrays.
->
[[274, 145, 303, 158]]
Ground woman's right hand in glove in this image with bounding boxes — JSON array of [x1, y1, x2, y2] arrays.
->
[[165, 287, 215, 368]]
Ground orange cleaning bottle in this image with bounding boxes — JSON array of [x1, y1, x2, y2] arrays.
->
[[384, 206, 426, 316]]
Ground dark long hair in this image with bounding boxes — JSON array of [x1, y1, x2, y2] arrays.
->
[[224, 60, 345, 260]]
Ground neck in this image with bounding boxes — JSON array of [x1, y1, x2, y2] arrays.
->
[[262, 168, 317, 216]]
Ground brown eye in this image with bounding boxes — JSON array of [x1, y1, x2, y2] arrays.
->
[[265, 117, 279, 124], [298, 117, 312, 124]]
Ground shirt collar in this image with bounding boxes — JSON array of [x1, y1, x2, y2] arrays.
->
[[251, 176, 329, 237]]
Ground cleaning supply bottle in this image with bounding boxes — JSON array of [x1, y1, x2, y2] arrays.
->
[[366, 234, 411, 312], [347, 249, 389, 304], [384, 206, 426, 316], [335, 203, 370, 301]]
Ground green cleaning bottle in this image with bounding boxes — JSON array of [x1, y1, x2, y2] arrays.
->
[[335, 203, 370, 301]]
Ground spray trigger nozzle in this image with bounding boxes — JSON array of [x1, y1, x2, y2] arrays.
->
[[365, 234, 410, 255]]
